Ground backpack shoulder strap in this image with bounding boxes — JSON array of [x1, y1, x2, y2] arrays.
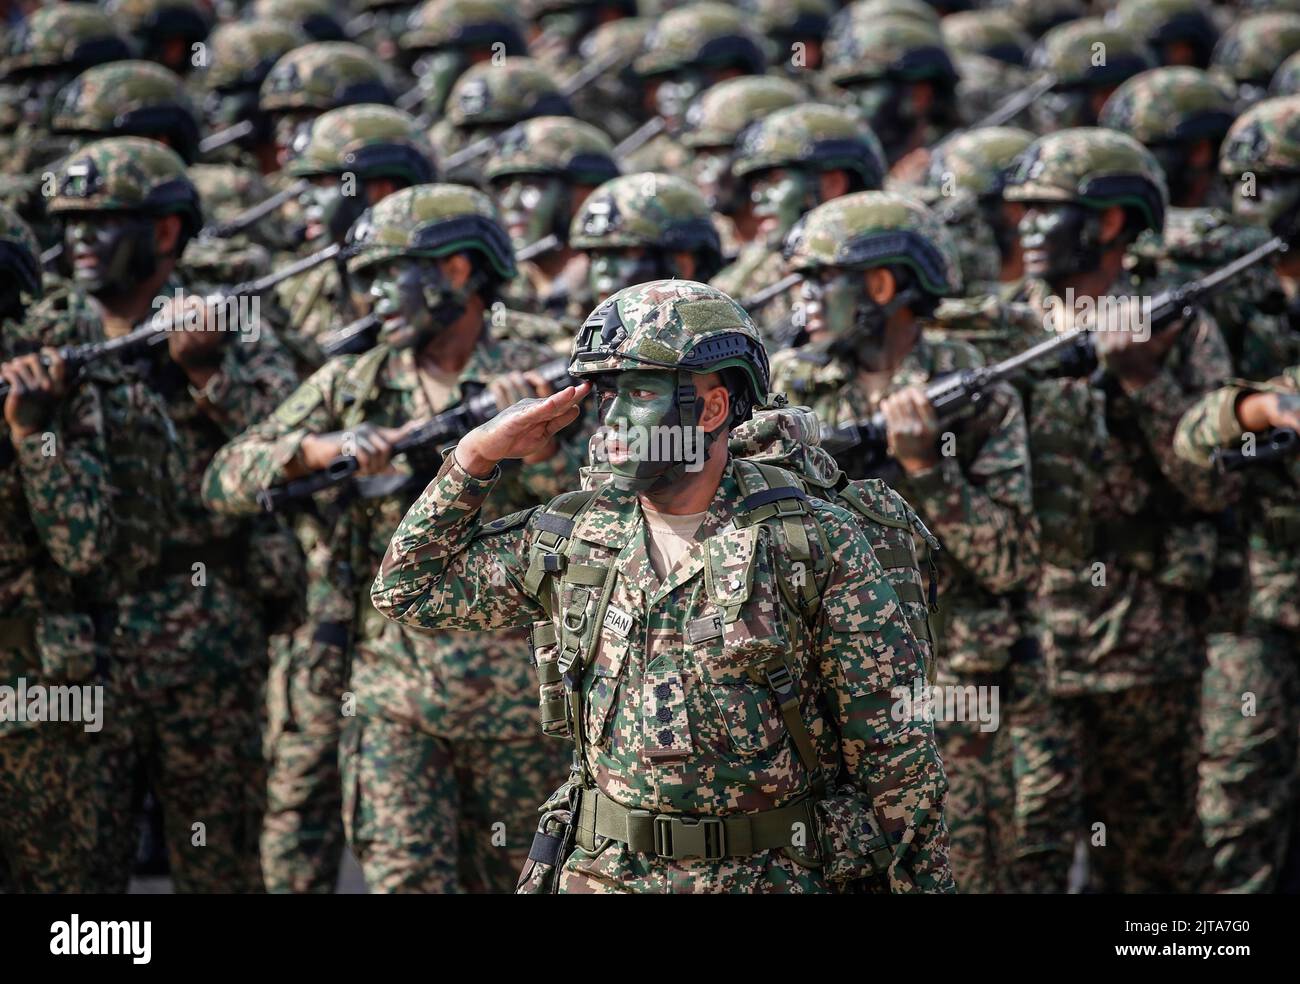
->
[[336, 344, 391, 430]]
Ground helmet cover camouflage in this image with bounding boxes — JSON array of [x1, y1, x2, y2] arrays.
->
[[925, 126, 1035, 200], [823, 14, 957, 87], [445, 57, 572, 127], [2, 4, 131, 78], [1220, 94, 1300, 176], [288, 104, 437, 184], [731, 103, 888, 190], [682, 75, 806, 149], [633, 2, 767, 78], [569, 172, 720, 260], [260, 42, 394, 112], [483, 116, 619, 185], [52, 60, 201, 163]]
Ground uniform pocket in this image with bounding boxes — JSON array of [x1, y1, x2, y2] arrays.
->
[[708, 681, 785, 755], [583, 634, 629, 749]]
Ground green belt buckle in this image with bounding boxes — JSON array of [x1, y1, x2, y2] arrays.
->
[[654, 814, 726, 860]]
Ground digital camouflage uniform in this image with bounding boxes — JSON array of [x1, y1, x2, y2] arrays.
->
[[483, 115, 620, 329], [204, 185, 575, 893], [0, 207, 113, 893], [371, 279, 956, 894], [1004, 128, 1232, 894], [1174, 367, 1300, 893], [48, 138, 301, 893], [1173, 96, 1300, 893], [623, 2, 768, 175], [569, 171, 723, 325], [717, 104, 887, 346], [769, 192, 1039, 893], [429, 58, 572, 187]]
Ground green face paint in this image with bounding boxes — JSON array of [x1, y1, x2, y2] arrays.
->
[[587, 248, 662, 303], [362, 256, 455, 350], [749, 167, 812, 243], [494, 175, 565, 251], [594, 369, 703, 490]]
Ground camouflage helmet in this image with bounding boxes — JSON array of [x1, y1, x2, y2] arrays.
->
[[260, 42, 394, 113], [482, 116, 619, 185], [445, 57, 572, 127], [52, 61, 202, 164], [925, 126, 1036, 201], [940, 9, 1032, 66], [731, 103, 888, 191], [681, 75, 806, 149], [203, 19, 308, 92], [739, 0, 833, 45], [1108, 0, 1218, 69], [1031, 18, 1157, 88], [287, 105, 437, 185], [633, 2, 767, 79], [47, 136, 203, 240], [823, 14, 957, 88], [400, 0, 527, 56], [1004, 0, 1086, 39], [104, 0, 212, 49], [1219, 94, 1300, 177], [251, 0, 347, 42], [1099, 67, 1235, 147], [782, 190, 963, 296], [0, 203, 43, 302], [1003, 127, 1169, 234], [1273, 49, 1300, 95], [568, 279, 770, 423], [345, 183, 516, 280], [1, 4, 130, 79], [833, 0, 940, 29], [570, 172, 721, 268], [1211, 13, 1300, 90]]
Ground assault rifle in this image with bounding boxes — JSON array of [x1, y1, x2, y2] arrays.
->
[[612, 116, 666, 162], [198, 120, 256, 156], [1212, 427, 1300, 473], [0, 244, 345, 399], [820, 234, 1290, 462], [198, 179, 309, 240], [256, 355, 576, 511]]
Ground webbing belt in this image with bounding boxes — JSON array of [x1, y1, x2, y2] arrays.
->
[[576, 788, 815, 860]]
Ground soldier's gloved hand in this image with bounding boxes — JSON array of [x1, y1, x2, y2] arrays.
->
[[2, 348, 68, 439], [456, 381, 591, 478], [1093, 296, 1180, 391], [1237, 390, 1300, 433], [298, 423, 411, 476], [880, 385, 940, 474]]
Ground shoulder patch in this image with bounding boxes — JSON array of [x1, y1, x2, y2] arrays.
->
[[273, 382, 326, 427]]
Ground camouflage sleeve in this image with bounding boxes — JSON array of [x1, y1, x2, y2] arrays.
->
[[370, 450, 548, 630], [903, 382, 1038, 595], [202, 360, 346, 515], [11, 383, 115, 577], [1173, 366, 1300, 467], [1124, 314, 1234, 512], [814, 505, 956, 893], [190, 331, 301, 437]]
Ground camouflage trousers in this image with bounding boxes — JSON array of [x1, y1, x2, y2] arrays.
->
[[1061, 679, 1207, 893], [261, 630, 347, 894], [90, 667, 267, 893], [1200, 623, 1300, 893], [341, 714, 568, 893], [559, 839, 834, 894], [937, 716, 1015, 894], [0, 721, 99, 892], [1009, 650, 1077, 894]]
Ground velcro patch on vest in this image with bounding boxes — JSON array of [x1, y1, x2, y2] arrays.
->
[[603, 605, 633, 639], [641, 669, 691, 763], [686, 613, 724, 645]]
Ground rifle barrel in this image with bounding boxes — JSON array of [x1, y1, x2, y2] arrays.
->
[[198, 179, 308, 240], [741, 273, 802, 312], [442, 136, 497, 171], [199, 120, 255, 155], [613, 117, 666, 161], [516, 234, 560, 264]]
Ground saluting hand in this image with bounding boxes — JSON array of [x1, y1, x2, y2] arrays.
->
[[456, 381, 591, 478]]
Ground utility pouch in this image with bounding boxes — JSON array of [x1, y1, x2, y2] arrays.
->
[[36, 612, 98, 683], [516, 782, 579, 895], [811, 785, 896, 892], [530, 620, 571, 739]]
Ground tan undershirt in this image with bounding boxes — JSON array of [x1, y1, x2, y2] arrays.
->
[[639, 502, 708, 582], [416, 363, 461, 415]]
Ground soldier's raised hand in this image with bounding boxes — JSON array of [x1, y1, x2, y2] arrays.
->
[[2, 348, 68, 439], [1237, 390, 1300, 434], [456, 381, 591, 477], [881, 385, 940, 474]]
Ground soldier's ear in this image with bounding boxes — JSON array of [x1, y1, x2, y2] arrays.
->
[[1098, 205, 1127, 246], [154, 214, 182, 257], [696, 372, 730, 433], [864, 266, 896, 305]]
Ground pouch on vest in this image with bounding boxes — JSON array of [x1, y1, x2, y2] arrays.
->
[[35, 612, 98, 683], [516, 779, 580, 895], [811, 785, 898, 892], [530, 619, 571, 739]]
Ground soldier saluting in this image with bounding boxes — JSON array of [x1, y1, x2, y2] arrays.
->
[[370, 279, 955, 894]]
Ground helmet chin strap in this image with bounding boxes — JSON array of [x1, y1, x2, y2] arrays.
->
[[606, 370, 729, 494]]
